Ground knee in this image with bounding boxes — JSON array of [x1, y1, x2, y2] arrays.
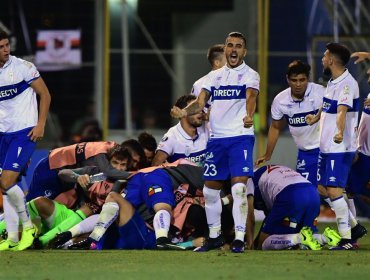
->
[[231, 183, 246, 198], [203, 186, 220, 204]]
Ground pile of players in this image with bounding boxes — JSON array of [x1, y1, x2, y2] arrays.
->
[[0, 28, 369, 252]]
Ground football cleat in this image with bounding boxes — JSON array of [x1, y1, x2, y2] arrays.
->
[[156, 237, 186, 251], [300, 227, 321, 251], [68, 238, 94, 250], [351, 223, 368, 241], [323, 227, 341, 247], [330, 238, 355, 250], [231, 239, 245, 253], [193, 235, 225, 252], [49, 231, 73, 249], [16, 225, 38, 251], [0, 239, 19, 251]]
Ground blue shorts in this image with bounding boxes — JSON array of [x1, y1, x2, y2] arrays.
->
[[317, 152, 355, 188], [96, 211, 156, 250], [203, 135, 254, 180], [25, 156, 66, 201], [296, 148, 319, 186], [262, 183, 320, 235], [0, 128, 36, 174], [125, 169, 175, 210], [346, 152, 370, 195]]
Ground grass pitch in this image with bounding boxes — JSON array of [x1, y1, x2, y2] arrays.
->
[[1, 222, 369, 280]]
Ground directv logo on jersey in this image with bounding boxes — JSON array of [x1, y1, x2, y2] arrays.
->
[[213, 89, 241, 97], [288, 116, 307, 125], [0, 88, 17, 98], [322, 101, 331, 110]]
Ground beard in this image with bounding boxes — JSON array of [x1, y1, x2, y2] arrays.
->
[[323, 67, 332, 77]]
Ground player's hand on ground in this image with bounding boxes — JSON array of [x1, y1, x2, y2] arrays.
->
[[243, 115, 253, 128], [351, 51, 370, 64], [27, 124, 45, 142], [77, 174, 90, 189], [170, 106, 186, 119], [333, 132, 343, 144]]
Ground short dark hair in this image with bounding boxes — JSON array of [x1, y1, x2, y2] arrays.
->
[[226, 31, 246, 48], [286, 60, 311, 78], [326, 42, 351, 66], [121, 138, 147, 168], [138, 132, 157, 152], [107, 144, 131, 162], [207, 44, 224, 67], [0, 29, 10, 41], [174, 95, 196, 109]]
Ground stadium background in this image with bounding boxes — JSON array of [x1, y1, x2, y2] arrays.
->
[[0, 0, 369, 169]]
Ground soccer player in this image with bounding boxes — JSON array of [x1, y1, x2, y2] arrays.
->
[[307, 43, 360, 250], [152, 95, 208, 166], [64, 160, 205, 250], [256, 60, 325, 185], [26, 141, 129, 201], [247, 165, 340, 250], [0, 145, 133, 248], [344, 52, 370, 242], [0, 29, 51, 251], [138, 132, 157, 165], [171, 31, 260, 253]]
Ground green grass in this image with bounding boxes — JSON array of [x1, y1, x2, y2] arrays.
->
[[1, 222, 369, 280]]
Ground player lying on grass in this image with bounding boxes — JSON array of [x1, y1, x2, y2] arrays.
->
[[0, 145, 134, 249], [248, 165, 341, 250], [52, 160, 234, 250]]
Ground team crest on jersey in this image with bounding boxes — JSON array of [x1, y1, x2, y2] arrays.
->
[[343, 85, 350, 95], [148, 185, 163, 196], [184, 146, 191, 157]]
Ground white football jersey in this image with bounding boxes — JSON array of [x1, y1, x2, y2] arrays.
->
[[319, 69, 359, 153], [357, 93, 370, 156], [247, 165, 310, 210], [0, 55, 40, 133], [271, 82, 325, 150], [202, 62, 260, 138], [156, 122, 209, 166]]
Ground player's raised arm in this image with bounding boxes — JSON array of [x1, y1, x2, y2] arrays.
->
[[351, 51, 370, 64], [170, 89, 210, 118]]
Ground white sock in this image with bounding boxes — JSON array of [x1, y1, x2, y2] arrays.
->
[[203, 186, 222, 238], [313, 233, 327, 245], [324, 197, 333, 208], [2, 194, 20, 242], [153, 209, 171, 239], [331, 197, 351, 239], [70, 214, 99, 237], [89, 202, 119, 242], [44, 202, 57, 229], [346, 198, 357, 228], [5, 185, 33, 229], [262, 234, 300, 250], [231, 183, 248, 241]]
